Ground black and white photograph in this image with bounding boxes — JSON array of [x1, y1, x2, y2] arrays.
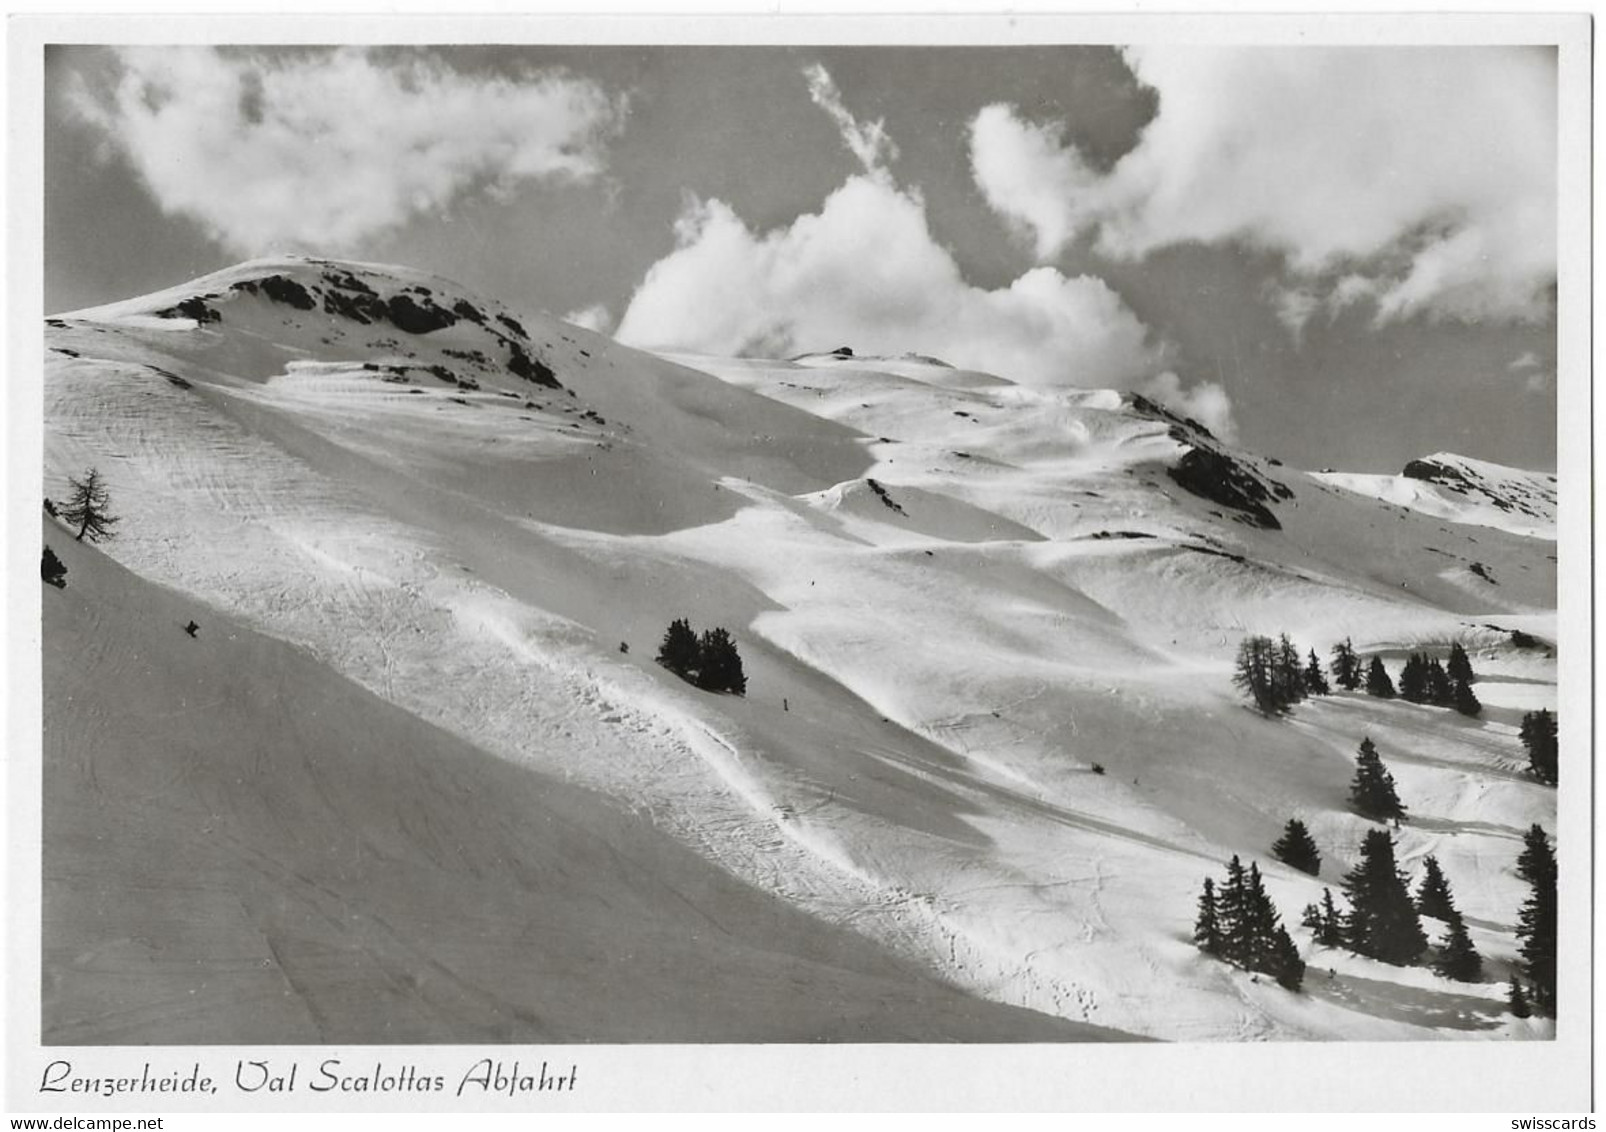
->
[[5, 11, 1593, 1114]]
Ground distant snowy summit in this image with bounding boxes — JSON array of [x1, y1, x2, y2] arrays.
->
[[1313, 453, 1556, 541]]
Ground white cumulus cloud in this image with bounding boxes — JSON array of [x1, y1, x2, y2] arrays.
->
[[1140, 372, 1238, 443], [616, 174, 1167, 389], [968, 47, 1556, 330], [616, 63, 1230, 430], [563, 303, 614, 334], [68, 47, 626, 254]]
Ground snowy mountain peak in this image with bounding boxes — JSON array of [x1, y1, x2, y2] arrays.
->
[[1313, 451, 1556, 540]]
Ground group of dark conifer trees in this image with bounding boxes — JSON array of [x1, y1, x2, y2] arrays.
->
[[1232, 633, 1325, 715], [1193, 857, 1306, 990], [1245, 814, 1558, 1015], [656, 618, 748, 695], [1397, 646, 1481, 716], [1236, 635, 1484, 718]]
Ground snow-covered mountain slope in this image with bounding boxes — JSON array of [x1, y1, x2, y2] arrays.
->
[[42, 525, 1113, 1044], [43, 257, 1557, 1042], [1313, 453, 1557, 541]]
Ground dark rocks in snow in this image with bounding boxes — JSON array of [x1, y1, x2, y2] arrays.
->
[[321, 270, 376, 295], [452, 299, 487, 324], [1089, 530, 1154, 540], [241, 275, 317, 310], [316, 279, 457, 335], [384, 293, 458, 335], [507, 342, 561, 389], [1402, 457, 1467, 487], [155, 295, 221, 323], [865, 478, 907, 516], [496, 312, 530, 340], [1166, 446, 1289, 530], [42, 546, 67, 588], [323, 287, 384, 324]]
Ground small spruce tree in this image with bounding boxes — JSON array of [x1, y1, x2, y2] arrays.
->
[[1432, 912, 1483, 982], [1508, 977, 1532, 1018], [1272, 925, 1306, 991], [1313, 888, 1344, 946], [1425, 659, 1454, 706], [1342, 829, 1428, 965], [1514, 824, 1557, 1016], [1303, 649, 1331, 695], [1414, 855, 1457, 921], [1273, 634, 1307, 708], [60, 467, 120, 543], [1446, 641, 1475, 685], [1520, 709, 1558, 785], [1217, 855, 1252, 966], [1451, 678, 1482, 717], [1349, 737, 1407, 824], [696, 627, 748, 695], [1271, 818, 1321, 876], [1330, 638, 1362, 691], [656, 618, 701, 679], [1398, 653, 1429, 703], [1194, 877, 1222, 956], [1365, 656, 1396, 699]]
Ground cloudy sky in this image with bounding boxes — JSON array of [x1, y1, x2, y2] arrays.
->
[[44, 44, 1558, 471]]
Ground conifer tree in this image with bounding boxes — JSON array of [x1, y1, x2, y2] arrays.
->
[[1414, 855, 1457, 921], [60, 467, 120, 543], [695, 627, 748, 695], [1365, 656, 1396, 698], [1217, 855, 1252, 966], [1271, 925, 1306, 991], [1425, 659, 1453, 706], [1520, 710, 1558, 785], [1313, 888, 1344, 946], [1452, 678, 1482, 717], [1398, 653, 1429, 703], [1271, 818, 1321, 876], [1273, 634, 1307, 708], [656, 618, 701, 679], [1194, 877, 1222, 956], [1197, 857, 1305, 990], [1341, 829, 1428, 965], [1303, 649, 1330, 696], [1246, 862, 1280, 971], [1508, 977, 1532, 1018], [1432, 912, 1483, 982], [1330, 638, 1362, 691], [1349, 737, 1407, 823], [1514, 824, 1557, 1016], [1446, 641, 1475, 685], [1233, 636, 1281, 715]]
